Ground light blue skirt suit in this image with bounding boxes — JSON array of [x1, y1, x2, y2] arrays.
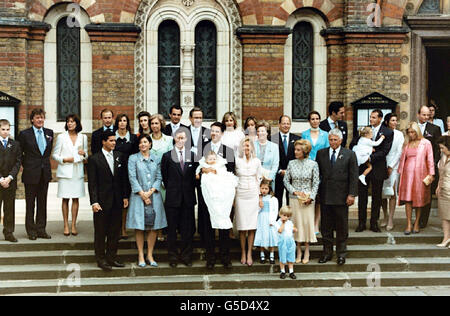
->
[[254, 140, 280, 191], [126, 152, 167, 231], [301, 129, 330, 161]]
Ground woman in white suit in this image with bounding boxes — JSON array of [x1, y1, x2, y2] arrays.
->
[[254, 121, 279, 191], [381, 113, 405, 231], [52, 115, 88, 236]]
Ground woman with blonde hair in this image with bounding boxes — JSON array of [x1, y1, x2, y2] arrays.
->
[[398, 122, 435, 235], [284, 139, 320, 264], [234, 137, 263, 266], [222, 112, 245, 153]]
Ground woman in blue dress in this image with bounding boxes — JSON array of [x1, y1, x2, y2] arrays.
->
[[254, 121, 280, 191], [301, 111, 330, 234], [127, 134, 167, 268]]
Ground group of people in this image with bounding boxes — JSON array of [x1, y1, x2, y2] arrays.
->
[[0, 101, 449, 278]]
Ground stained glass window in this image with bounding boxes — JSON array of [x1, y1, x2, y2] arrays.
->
[[57, 17, 81, 121], [158, 20, 181, 118], [418, 0, 441, 14], [195, 21, 217, 120], [292, 22, 313, 120]]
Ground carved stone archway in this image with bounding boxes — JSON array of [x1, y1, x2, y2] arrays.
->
[[134, 0, 243, 123]]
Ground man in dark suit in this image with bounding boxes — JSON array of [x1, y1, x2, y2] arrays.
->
[[0, 120, 21, 243], [91, 109, 115, 155], [161, 128, 199, 268], [162, 105, 188, 137], [88, 130, 129, 272], [271, 115, 301, 208], [198, 122, 235, 270], [351, 109, 393, 233], [316, 129, 359, 265], [417, 105, 442, 228], [319, 101, 349, 148], [18, 109, 54, 240], [187, 107, 211, 161]]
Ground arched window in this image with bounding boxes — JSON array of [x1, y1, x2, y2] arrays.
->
[[418, 0, 441, 14], [195, 21, 217, 120], [292, 21, 314, 120], [57, 17, 81, 121], [158, 20, 181, 117]]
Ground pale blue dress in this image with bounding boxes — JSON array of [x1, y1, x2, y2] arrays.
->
[[254, 195, 278, 248], [126, 152, 167, 231]]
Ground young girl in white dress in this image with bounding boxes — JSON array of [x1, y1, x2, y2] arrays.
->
[[276, 206, 297, 280], [196, 151, 238, 229], [254, 180, 279, 265], [353, 126, 385, 185]]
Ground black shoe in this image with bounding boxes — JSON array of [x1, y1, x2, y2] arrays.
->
[[169, 261, 178, 268], [28, 235, 37, 241], [318, 255, 332, 264], [370, 224, 381, 233], [4, 234, 18, 243], [183, 261, 193, 267], [37, 232, 51, 239], [260, 257, 266, 264], [107, 261, 125, 268], [280, 272, 287, 279], [337, 257, 346, 266], [289, 273, 297, 280], [206, 261, 215, 270], [355, 224, 366, 232], [98, 261, 113, 272], [222, 261, 232, 269], [269, 258, 276, 265]]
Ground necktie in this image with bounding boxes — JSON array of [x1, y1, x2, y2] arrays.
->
[[2, 139, 7, 149], [179, 151, 184, 171], [331, 150, 336, 167], [283, 135, 288, 156], [330, 121, 336, 130], [108, 153, 114, 175], [372, 127, 377, 141], [37, 130, 46, 155]]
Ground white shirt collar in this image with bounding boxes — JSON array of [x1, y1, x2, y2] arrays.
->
[[171, 122, 180, 128], [330, 146, 341, 159], [102, 148, 113, 157], [328, 116, 337, 126], [211, 141, 222, 152], [280, 131, 290, 138], [0, 136, 8, 143]]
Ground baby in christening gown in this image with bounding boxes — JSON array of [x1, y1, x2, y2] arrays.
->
[[196, 151, 238, 229]]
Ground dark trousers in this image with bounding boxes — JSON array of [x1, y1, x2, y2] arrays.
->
[[24, 171, 49, 236], [358, 177, 383, 226], [166, 202, 195, 263], [93, 207, 121, 263], [275, 174, 290, 209], [321, 204, 349, 258], [0, 184, 16, 235]]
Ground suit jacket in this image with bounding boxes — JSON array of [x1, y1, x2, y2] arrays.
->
[[161, 149, 198, 208], [162, 123, 188, 137], [18, 127, 54, 184], [52, 132, 88, 179], [187, 126, 211, 160], [422, 122, 442, 166], [202, 141, 235, 173], [319, 119, 348, 148], [88, 150, 128, 211], [0, 138, 22, 185], [350, 124, 394, 180], [91, 126, 116, 155], [316, 147, 359, 206], [270, 132, 302, 173]]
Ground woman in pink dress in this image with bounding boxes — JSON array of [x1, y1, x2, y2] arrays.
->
[[398, 122, 435, 235]]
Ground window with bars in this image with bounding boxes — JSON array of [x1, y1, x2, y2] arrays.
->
[[194, 21, 217, 120], [158, 20, 181, 119], [292, 21, 313, 120], [57, 16, 81, 121]]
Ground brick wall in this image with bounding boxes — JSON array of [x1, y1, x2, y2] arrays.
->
[[0, 0, 27, 17]]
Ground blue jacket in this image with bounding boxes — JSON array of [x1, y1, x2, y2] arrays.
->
[[254, 140, 280, 190], [301, 129, 330, 161]]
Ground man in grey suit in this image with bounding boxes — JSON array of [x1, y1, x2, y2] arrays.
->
[[316, 129, 359, 265]]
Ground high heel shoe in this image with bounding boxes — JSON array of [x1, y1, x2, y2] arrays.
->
[[437, 239, 450, 248]]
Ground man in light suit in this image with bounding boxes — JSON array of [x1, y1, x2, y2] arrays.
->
[[316, 129, 358, 265], [18, 109, 54, 240], [350, 109, 393, 233], [198, 122, 235, 270], [417, 105, 442, 228], [319, 101, 349, 148], [271, 115, 301, 208], [88, 130, 129, 272], [0, 120, 21, 242], [161, 128, 199, 268]]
